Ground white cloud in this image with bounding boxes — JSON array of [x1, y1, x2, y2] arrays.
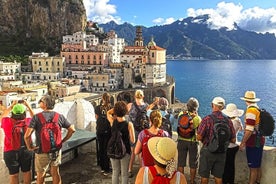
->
[[83, 0, 122, 24], [187, 2, 276, 34], [152, 17, 176, 25], [187, 2, 243, 30]]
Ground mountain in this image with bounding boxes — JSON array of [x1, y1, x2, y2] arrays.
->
[[100, 16, 276, 60], [0, 0, 86, 56]]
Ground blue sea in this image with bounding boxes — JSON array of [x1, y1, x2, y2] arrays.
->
[[166, 59, 276, 146]]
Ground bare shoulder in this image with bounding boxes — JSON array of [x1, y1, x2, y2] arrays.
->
[[135, 167, 146, 184]]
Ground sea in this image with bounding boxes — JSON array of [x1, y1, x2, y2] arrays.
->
[[166, 59, 276, 146]]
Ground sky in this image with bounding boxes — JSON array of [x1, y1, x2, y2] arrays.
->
[[83, 0, 276, 34]]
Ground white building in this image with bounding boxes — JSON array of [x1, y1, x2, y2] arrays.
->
[[0, 61, 21, 75]]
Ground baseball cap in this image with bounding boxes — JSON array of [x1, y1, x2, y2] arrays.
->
[[212, 97, 225, 107], [12, 104, 26, 115]]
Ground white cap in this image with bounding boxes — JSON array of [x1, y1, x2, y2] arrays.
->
[[212, 97, 225, 107]]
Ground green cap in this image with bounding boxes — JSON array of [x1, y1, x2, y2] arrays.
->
[[12, 104, 26, 115]]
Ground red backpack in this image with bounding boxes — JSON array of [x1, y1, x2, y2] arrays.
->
[[149, 166, 176, 184], [11, 119, 29, 150], [142, 129, 164, 166], [37, 112, 62, 153]]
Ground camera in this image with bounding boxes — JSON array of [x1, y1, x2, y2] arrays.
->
[[18, 100, 24, 103]]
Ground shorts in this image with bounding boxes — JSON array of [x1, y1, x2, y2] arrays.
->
[[177, 140, 199, 168], [35, 150, 62, 173], [246, 146, 263, 168], [4, 149, 33, 175], [198, 146, 226, 178]]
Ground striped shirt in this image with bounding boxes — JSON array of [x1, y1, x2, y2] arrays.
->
[[244, 104, 265, 147]]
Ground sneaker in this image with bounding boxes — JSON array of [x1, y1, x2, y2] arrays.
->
[[101, 170, 105, 173], [103, 170, 112, 176], [128, 171, 133, 178]]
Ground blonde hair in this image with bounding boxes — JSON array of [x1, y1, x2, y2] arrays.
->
[[150, 110, 162, 128], [135, 90, 144, 99]]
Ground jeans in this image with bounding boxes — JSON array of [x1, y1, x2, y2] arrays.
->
[[110, 154, 130, 184]]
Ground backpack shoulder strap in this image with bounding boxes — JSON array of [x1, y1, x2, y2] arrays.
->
[[157, 129, 164, 136], [144, 129, 150, 136], [37, 112, 46, 124], [52, 112, 59, 123], [149, 166, 158, 177], [37, 112, 59, 124]]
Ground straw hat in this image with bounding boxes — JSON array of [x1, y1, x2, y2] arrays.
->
[[222, 103, 244, 118], [240, 91, 260, 102], [148, 137, 177, 165]]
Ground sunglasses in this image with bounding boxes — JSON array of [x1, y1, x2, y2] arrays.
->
[[38, 99, 44, 104]]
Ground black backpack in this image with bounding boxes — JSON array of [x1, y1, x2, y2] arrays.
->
[[207, 115, 231, 153], [258, 108, 275, 136], [96, 106, 111, 135], [107, 120, 127, 159], [161, 114, 172, 136], [133, 102, 149, 132]]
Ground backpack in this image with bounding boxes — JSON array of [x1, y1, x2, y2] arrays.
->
[[133, 102, 149, 132], [96, 106, 111, 135], [161, 114, 172, 136], [258, 108, 275, 136], [177, 111, 195, 138], [11, 119, 29, 150], [149, 166, 177, 184], [142, 129, 164, 166], [207, 115, 231, 153], [107, 120, 127, 159], [37, 112, 62, 153]]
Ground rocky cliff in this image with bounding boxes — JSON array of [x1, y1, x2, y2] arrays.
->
[[0, 0, 86, 56]]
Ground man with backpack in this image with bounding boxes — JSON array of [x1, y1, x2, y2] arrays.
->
[[24, 95, 75, 184], [177, 97, 201, 184], [239, 91, 264, 184], [1, 100, 35, 184], [197, 97, 236, 184]]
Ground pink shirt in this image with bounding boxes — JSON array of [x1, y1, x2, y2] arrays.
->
[[1, 117, 31, 152]]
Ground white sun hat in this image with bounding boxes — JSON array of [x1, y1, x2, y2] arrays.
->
[[222, 103, 244, 118]]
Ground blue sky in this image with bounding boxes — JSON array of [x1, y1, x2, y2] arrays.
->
[[83, 0, 276, 34]]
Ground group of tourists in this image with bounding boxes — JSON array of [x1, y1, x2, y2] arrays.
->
[[0, 89, 266, 184], [96, 90, 266, 184], [1, 95, 75, 184]]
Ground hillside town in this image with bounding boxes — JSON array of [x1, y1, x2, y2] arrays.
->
[[0, 21, 167, 109]]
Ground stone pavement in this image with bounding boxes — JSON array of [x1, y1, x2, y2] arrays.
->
[[57, 137, 206, 184]]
